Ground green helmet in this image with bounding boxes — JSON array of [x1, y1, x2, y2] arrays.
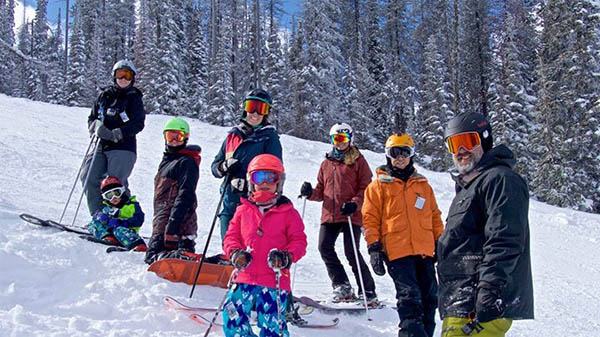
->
[[163, 118, 190, 135]]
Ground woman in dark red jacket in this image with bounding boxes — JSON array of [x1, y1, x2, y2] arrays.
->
[[300, 123, 377, 304]]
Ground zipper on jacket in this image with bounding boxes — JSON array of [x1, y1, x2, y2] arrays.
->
[[332, 164, 337, 222], [403, 180, 415, 253]]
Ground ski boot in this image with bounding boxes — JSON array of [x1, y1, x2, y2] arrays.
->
[[332, 282, 357, 302]]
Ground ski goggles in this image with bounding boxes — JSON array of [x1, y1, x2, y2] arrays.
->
[[102, 186, 125, 201], [164, 130, 186, 142], [244, 99, 270, 116], [330, 133, 351, 145], [115, 69, 133, 81], [250, 170, 280, 185], [385, 146, 414, 159], [445, 132, 481, 154]]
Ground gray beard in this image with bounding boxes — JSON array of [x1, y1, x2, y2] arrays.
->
[[453, 151, 483, 175]]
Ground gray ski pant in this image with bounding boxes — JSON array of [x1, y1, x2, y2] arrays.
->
[[81, 149, 137, 215]]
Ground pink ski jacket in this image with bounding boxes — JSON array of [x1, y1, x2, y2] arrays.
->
[[223, 196, 307, 291]]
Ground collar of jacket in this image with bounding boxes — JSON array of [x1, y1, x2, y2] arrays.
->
[[451, 144, 516, 188], [375, 165, 424, 184], [240, 195, 293, 213], [326, 145, 361, 165]]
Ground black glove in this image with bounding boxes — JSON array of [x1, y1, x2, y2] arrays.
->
[[231, 178, 247, 192], [267, 249, 292, 270], [219, 158, 241, 176], [368, 242, 386, 276], [299, 182, 312, 198], [475, 282, 505, 323], [230, 249, 252, 270], [95, 124, 122, 142], [340, 201, 358, 216]]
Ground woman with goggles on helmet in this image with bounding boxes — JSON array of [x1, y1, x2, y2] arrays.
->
[[211, 88, 282, 242], [84, 59, 146, 217]]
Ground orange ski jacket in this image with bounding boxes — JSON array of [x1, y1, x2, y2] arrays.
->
[[362, 166, 444, 261]]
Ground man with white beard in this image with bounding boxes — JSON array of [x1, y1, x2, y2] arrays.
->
[[436, 113, 534, 337]]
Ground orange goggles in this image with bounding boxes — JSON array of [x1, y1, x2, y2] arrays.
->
[[164, 130, 186, 142], [244, 99, 270, 116], [445, 132, 481, 154], [115, 69, 133, 81], [330, 133, 351, 145]]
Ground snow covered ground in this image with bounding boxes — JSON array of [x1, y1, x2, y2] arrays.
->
[[0, 94, 598, 336]]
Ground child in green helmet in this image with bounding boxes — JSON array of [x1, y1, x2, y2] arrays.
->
[[144, 118, 202, 264]]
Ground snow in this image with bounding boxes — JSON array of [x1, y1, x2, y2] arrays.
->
[[0, 94, 599, 336]]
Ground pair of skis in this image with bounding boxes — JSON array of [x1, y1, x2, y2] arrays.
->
[[163, 295, 340, 329], [19, 213, 140, 253]]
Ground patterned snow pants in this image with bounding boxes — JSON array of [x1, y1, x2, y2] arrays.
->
[[88, 221, 143, 249], [222, 282, 289, 337]]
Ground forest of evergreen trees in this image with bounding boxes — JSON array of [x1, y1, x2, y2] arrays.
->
[[0, 0, 599, 213]]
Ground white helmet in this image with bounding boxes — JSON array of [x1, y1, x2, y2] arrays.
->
[[329, 122, 353, 136], [112, 59, 137, 77]]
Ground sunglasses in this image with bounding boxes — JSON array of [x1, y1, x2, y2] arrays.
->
[[164, 130, 186, 143], [102, 186, 125, 201], [385, 146, 414, 159], [330, 133, 351, 145], [115, 69, 133, 81], [244, 99, 270, 116], [250, 170, 280, 185], [445, 132, 481, 154]]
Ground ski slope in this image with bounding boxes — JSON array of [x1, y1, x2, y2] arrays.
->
[[0, 94, 598, 336]]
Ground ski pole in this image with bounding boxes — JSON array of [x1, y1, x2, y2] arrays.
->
[[347, 215, 371, 321], [58, 135, 98, 224], [70, 136, 101, 228], [203, 268, 240, 337], [274, 267, 283, 337], [190, 175, 231, 298], [291, 196, 307, 293]]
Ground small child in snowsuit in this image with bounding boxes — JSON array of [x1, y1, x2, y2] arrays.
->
[[144, 118, 201, 264], [88, 176, 146, 251], [222, 154, 307, 337]]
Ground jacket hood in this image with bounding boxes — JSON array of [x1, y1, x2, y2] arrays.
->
[[476, 144, 516, 172]]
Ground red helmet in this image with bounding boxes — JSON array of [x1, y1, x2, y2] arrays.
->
[[100, 176, 123, 193], [246, 154, 285, 195]]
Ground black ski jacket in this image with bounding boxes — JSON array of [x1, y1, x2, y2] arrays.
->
[[437, 145, 534, 320], [152, 145, 201, 238], [88, 85, 146, 153]]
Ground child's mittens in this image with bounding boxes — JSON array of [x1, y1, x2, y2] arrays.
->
[[267, 249, 292, 270]]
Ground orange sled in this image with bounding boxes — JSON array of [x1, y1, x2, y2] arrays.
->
[[147, 256, 234, 289]]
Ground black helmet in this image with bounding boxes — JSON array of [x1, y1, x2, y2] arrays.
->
[[444, 113, 493, 152], [244, 88, 272, 105]]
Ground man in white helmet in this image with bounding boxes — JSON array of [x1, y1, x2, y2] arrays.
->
[[83, 59, 146, 216], [300, 123, 378, 305]]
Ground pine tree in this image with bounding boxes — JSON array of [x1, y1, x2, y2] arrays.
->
[[263, 18, 287, 131], [300, 0, 345, 139], [532, 0, 595, 209], [65, 7, 89, 107], [0, 0, 16, 95], [186, 4, 209, 118], [47, 9, 66, 104], [416, 33, 454, 171]]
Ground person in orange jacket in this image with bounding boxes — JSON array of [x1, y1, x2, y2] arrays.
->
[[362, 133, 444, 337]]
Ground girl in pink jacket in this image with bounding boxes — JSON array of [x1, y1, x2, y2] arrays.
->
[[222, 154, 307, 337]]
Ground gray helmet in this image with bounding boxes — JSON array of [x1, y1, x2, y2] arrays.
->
[[112, 60, 137, 77], [444, 113, 493, 152]]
